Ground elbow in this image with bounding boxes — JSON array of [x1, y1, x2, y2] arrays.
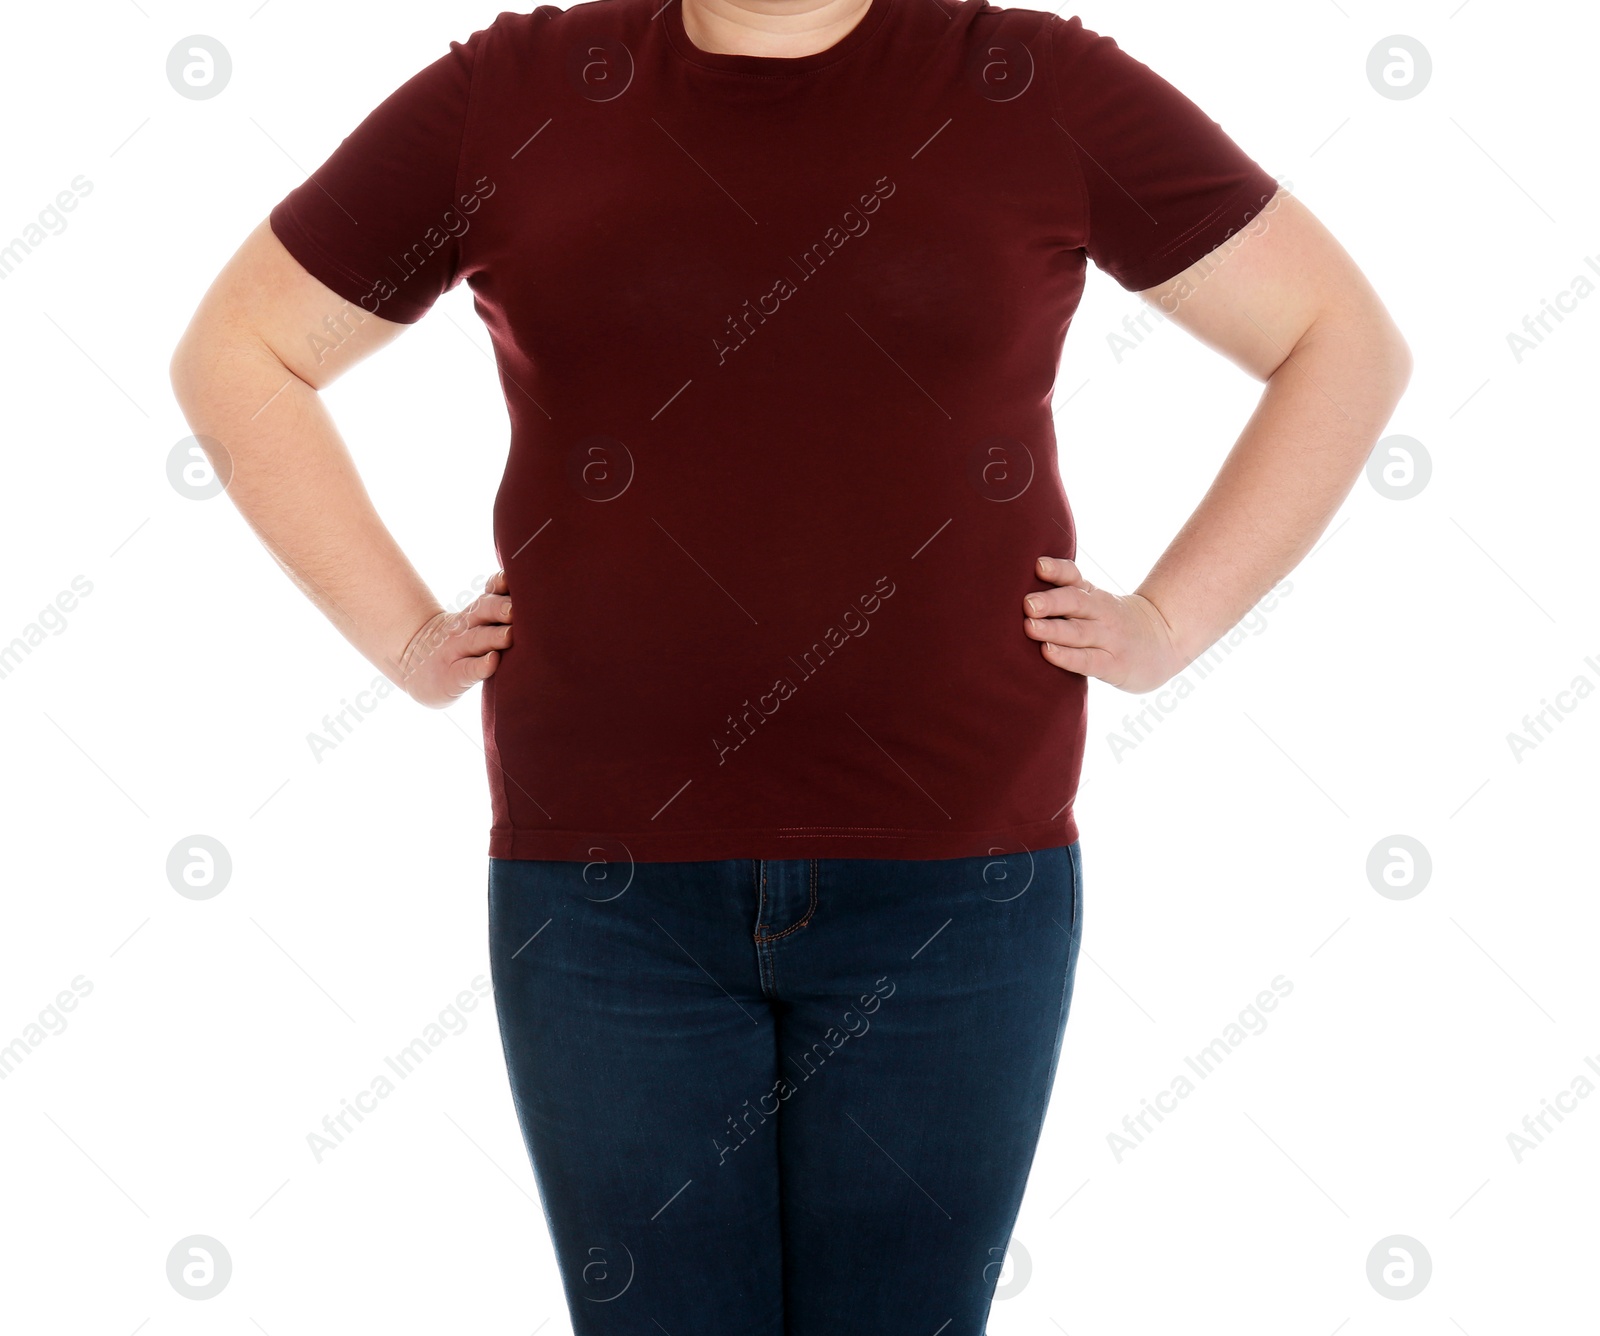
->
[[169, 323, 210, 413], [1377, 327, 1414, 417], [1356, 287, 1414, 403], [1380, 316, 1414, 398]]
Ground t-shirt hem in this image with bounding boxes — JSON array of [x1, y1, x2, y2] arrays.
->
[[487, 812, 1080, 862]]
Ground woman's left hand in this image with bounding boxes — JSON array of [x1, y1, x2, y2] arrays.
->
[[1021, 555, 1184, 694]]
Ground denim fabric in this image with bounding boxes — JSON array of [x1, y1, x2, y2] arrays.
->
[[487, 841, 1083, 1335]]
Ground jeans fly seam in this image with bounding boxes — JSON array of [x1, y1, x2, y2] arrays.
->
[[752, 859, 819, 944]]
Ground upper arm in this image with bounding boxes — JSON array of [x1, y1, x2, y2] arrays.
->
[[1045, 15, 1408, 386], [172, 219, 409, 393], [174, 23, 489, 393], [1137, 189, 1412, 384]]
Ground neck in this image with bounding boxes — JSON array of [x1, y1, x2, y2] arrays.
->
[[676, 0, 875, 58]]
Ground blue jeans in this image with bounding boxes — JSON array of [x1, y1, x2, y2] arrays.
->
[[487, 842, 1083, 1335]]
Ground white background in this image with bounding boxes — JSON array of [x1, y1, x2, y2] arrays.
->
[[1, 0, 1594, 1331]]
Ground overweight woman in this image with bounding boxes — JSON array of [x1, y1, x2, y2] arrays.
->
[[171, 0, 1410, 1329]]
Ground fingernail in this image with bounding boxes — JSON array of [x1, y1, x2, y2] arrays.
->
[[1026, 595, 1044, 614], [502, 600, 513, 618]]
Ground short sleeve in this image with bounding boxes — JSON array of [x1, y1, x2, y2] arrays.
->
[[1047, 15, 1281, 293], [268, 27, 490, 324]]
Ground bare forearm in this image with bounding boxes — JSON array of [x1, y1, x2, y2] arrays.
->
[[170, 335, 443, 685], [1134, 313, 1412, 667]]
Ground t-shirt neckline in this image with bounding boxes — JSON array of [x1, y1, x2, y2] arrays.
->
[[662, 0, 896, 76]]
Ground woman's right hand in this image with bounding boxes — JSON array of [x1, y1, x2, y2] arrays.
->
[[395, 570, 513, 708]]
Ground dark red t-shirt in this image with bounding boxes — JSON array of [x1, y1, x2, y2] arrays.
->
[[269, 0, 1279, 862]]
